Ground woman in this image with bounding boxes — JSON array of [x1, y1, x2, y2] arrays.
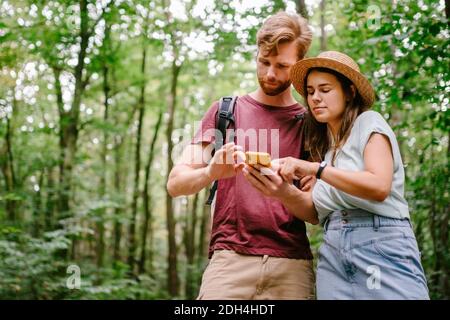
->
[[279, 51, 429, 299]]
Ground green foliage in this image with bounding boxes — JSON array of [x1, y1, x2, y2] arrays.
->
[[0, 0, 448, 300], [0, 226, 70, 299]]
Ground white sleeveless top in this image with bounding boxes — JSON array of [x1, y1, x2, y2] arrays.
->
[[312, 111, 410, 224]]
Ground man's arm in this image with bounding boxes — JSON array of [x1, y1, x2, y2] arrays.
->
[[167, 143, 211, 197], [167, 165, 213, 198], [277, 184, 318, 225], [167, 142, 241, 197]]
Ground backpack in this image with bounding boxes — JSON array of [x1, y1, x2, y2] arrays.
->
[[205, 96, 307, 205], [205, 96, 238, 205]]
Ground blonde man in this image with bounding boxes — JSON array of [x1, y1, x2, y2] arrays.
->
[[167, 12, 315, 299]]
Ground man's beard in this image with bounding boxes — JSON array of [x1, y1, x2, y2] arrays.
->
[[258, 77, 292, 96]]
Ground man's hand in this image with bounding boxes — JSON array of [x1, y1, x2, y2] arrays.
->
[[205, 142, 243, 181], [236, 159, 319, 225], [239, 163, 293, 199]]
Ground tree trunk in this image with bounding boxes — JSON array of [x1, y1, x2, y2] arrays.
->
[[138, 107, 163, 274], [185, 193, 199, 299], [438, 137, 449, 298], [113, 136, 123, 262], [112, 87, 139, 263], [127, 44, 147, 275], [440, 195, 449, 298], [52, 0, 90, 261], [428, 124, 442, 297], [431, 129, 450, 298], [0, 114, 16, 221], [320, 0, 327, 51], [57, 0, 89, 220], [32, 171, 44, 237], [296, 0, 308, 19], [165, 58, 182, 296], [97, 39, 111, 272], [44, 167, 56, 230], [429, 120, 448, 295], [445, 7, 450, 300], [446, 0, 450, 25], [189, 193, 199, 264], [197, 189, 210, 269], [112, 75, 123, 263], [54, 1, 89, 261]]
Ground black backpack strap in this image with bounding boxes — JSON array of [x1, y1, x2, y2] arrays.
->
[[215, 96, 237, 151], [205, 96, 237, 205]]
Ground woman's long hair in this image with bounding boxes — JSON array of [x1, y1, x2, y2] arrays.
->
[[302, 67, 368, 165]]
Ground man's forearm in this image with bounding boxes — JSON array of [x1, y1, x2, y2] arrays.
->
[[278, 185, 319, 225], [167, 166, 213, 197]]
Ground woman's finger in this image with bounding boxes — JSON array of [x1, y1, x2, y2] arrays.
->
[[300, 175, 316, 191], [301, 182, 311, 192], [300, 175, 313, 185]]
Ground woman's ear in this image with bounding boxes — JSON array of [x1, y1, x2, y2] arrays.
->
[[346, 85, 356, 102], [350, 85, 356, 98]]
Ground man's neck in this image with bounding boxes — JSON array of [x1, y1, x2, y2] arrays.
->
[[249, 87, 297, 107]]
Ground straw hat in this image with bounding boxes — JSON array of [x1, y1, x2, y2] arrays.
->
[[290, 51, 375, 108]]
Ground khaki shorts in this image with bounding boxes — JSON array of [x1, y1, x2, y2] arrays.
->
[[197, 250, 315, 300]]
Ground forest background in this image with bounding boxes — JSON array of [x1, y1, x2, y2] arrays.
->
[[0, 0, 448, 299]]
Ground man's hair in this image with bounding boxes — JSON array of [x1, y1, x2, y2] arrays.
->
[[257, 11, 312, 60]]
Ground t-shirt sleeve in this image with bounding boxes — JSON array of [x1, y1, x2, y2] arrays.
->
[[357, 111, 401, 171], [191, 101, 219, 145]]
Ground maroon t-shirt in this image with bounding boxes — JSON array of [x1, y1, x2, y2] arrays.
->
[[192, 94, 313, 260]]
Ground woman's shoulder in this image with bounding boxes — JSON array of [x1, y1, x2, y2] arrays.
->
[[354, 110, 392, 132], [351, 110, 399, 152], [356, 110, 386, 123]]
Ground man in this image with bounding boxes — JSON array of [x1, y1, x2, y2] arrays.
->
[[167, 11, 317, 300]]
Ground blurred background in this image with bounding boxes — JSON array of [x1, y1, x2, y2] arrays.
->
[[0, 0, 448, 299]]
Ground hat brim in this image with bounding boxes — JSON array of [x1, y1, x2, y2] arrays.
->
[[290, 57, 375, 108]]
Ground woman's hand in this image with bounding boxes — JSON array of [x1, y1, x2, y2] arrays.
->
[[299, 175, 317, 192], [278, 157, 319, 183]]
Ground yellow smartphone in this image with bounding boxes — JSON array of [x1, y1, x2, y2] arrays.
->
[[245, 151, 272, 167]]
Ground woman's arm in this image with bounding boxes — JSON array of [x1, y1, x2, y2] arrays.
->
[[240, 164, 319, 225], [280, 133, 394, 202]]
